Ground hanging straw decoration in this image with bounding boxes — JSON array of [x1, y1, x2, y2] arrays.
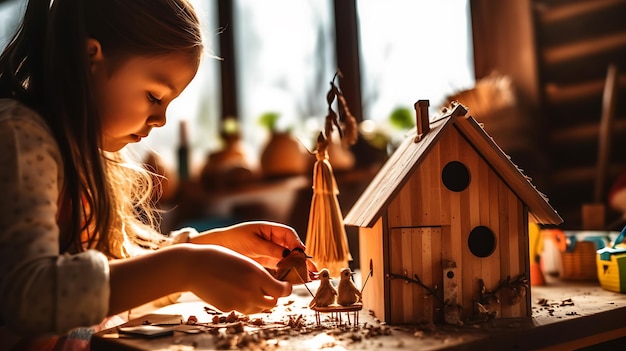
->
[[305, 71, 358, 277]]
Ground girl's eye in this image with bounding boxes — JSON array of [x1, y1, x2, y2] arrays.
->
[[147, 92, 162, 105]]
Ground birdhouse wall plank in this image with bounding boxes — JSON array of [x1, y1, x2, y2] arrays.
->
[[478, 152, 492, 226], [422, 146, 444, 222], [521, 208, 531, 317], [430, 223, 443, 269], [497, 187, 529, 318], [479, 156, 495, 293], [486, 170, 504, 316], [387, 157, 445, 227], [388, 227, 406, 323], [459, 179, 477, 317], [507, 190, 522, 275], [419, 228, 435, 322], [358, 217, 386, 321], [488, 168, 502, 250], [446, 192, 466, 311], [497, 182, 512, 277], [402, 229, 417, 323]]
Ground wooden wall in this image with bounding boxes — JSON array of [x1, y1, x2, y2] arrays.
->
[[470, 0, 626, 229]]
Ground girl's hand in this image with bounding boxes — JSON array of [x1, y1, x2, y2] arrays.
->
[[190, 221, 306, 268], [186, 244, 292, 314], [108, 243, 291, 317]]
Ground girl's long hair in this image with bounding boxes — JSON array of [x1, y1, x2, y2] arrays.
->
[[0, 0, 203, 258]]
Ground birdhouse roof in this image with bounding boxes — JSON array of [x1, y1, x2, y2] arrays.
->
[[344, 103, 563, 228]]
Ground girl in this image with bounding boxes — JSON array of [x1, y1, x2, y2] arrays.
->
[[0, 0, 311, 349]]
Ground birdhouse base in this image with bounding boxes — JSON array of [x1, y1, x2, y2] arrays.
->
[[311, 303, 363, 326]]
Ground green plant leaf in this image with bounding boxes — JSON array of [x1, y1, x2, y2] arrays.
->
[[389, 107, 415, 129], [258, 112, 281, 130]]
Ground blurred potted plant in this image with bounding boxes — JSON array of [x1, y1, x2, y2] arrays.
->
[[200, 117, 257, 189], [259, 112, 311, 179], [388, 106, 415, 130], [387, 106, 416, 152], [358, 106, 416, 155]]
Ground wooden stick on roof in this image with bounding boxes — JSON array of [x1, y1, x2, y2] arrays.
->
[[414, 99, 430, 142]]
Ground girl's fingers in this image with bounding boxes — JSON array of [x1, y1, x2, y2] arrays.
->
[[262, 280, 292, 299], [237, 282, 289, 314], [247, 236, 285, 262], [257, 222, 305, 251], [257, 295, 279, 312]]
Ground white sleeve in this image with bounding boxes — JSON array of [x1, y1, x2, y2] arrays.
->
[[0, 104, 110, 334]]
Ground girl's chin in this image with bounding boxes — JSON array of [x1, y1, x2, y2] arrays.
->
[[101, 140, 129, 152]]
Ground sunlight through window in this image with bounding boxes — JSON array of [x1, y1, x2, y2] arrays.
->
[[358, 0, 475, 122]]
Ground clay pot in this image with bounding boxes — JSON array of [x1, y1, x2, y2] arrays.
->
[[326, 136, 355, 172], [200, 134, 257, 189], [260, 132, 311, 179]]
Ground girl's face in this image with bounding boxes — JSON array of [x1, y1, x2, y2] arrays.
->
[[89, 40, 200, 152]]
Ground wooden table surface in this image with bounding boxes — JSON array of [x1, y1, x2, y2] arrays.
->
[[91, 277, 626, 350]]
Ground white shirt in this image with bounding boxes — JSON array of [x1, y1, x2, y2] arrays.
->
[[0, 99, 110, 335]]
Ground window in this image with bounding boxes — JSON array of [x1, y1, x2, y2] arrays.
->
[[0, 0, 23, 49], [1, 0, 475, 175], [357, 0, 475, 122], [233, 0, 336, 155], [230, 0, 475, 166]]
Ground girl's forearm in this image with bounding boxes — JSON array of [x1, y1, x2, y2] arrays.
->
[[107, 244, 193, 316]]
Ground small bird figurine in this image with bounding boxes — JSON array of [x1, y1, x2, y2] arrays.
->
[[275, 248, 317, 285], [309, 268, 337, 308], [336, 268, 362, 306]]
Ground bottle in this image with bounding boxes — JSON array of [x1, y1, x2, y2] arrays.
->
[[177, 120, 190, 181]]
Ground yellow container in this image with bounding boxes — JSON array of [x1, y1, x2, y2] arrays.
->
[[596, 247, 626, 293], [596, 226, 626, 293]]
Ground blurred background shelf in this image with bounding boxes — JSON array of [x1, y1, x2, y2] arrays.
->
[[472, 0, 626, 229]]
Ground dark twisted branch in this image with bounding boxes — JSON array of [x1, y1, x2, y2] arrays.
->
[[387, 271, 444, 305], [322, 70, 358, 147], [477, 274, 529, 306]]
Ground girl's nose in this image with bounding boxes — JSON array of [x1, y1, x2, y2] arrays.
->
[[147, 111, 166, 128]]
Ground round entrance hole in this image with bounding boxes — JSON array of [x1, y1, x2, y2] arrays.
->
[[441, 161, 470, 192], [468, 226, 496, 258]]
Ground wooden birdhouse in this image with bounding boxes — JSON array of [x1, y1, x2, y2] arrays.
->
[[344, 100, 562, 325]]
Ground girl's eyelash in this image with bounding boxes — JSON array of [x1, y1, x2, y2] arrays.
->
[[147, 92, 162, 105]]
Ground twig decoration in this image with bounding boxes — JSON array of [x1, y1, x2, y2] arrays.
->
[[322, 70, 358, 149], [477, 274, 529, 307], [387, 270, 444, 305]]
